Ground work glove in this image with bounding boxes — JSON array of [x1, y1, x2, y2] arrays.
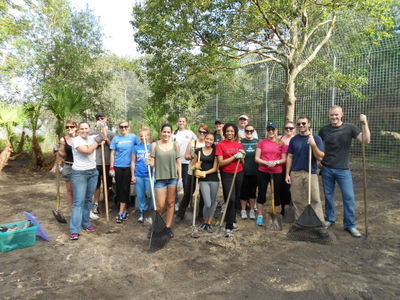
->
[[95, 134, 104, 144], [177, 179, 183, 192], [194, 170, 206, 179], [109, 167, 115, 177], [234, 149, 246, 160], [191, 161, 202, 171], [145, 154, 152, 166], [96, 120, 105, 129]]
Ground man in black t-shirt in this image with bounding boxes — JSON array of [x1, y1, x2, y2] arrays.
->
[[319, 106, 370, 237]]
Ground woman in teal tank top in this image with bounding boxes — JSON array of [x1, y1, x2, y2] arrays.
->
[[149, 124, 182, 237]]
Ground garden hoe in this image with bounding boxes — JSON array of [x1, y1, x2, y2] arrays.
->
[[143, 136, 170, 251], [191, 152, 201, 238], [52, 160, 67, 224], [267, 177, 282, 230]]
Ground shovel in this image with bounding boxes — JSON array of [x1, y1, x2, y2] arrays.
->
[[52, 160, 67, 224], [191, 152, 201, 238], [361, 123, 368, 239], [267, 177, 282, 230], [143, 136, 170, 251]]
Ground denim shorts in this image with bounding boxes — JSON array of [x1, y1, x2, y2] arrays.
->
[[154, 178, 178, 189], [61, 164, 72, 181]]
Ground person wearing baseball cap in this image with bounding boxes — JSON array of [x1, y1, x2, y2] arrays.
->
[[214, 119, 224, 144], [238, 114, 258, 139]]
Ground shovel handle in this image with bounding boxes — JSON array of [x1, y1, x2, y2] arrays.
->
[[143, 135, 157, 212], [270, 177, 275, 214], [101, 143, 109, 222], [192, 151, 201, 227]]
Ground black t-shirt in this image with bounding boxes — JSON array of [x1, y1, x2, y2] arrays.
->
[[196, 148, 219, 182], [319, 123, 361, 169]]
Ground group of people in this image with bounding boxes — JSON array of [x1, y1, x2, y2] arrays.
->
[[57, 106, 370, 240]]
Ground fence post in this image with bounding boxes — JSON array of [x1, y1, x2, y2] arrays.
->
[[331, 55, 337, 106]]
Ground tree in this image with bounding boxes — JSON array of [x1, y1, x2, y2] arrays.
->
[[132, 0, 395, 122]]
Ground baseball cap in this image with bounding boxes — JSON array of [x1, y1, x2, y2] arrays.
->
[[238, 114, 249, 120], [266, 121, 278, 129], [215, 119, 224, 124], [95, 112, 106, 120]]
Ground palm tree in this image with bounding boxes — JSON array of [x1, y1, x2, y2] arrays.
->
[[0, 104, 26, 174], [24, 101, 45, 169]]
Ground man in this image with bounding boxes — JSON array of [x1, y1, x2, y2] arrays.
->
[[285, 116, 325, 223], [238, 114, 258, 139], [214, 119, 224, 145], [91, 112, 115, 219], [172, 116, 197, 210], [319, 106, 371, 237]]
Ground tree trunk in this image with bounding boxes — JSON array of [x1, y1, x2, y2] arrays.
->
[[284, 70, 297, 123], [0, 140, 13, 174], [32, 135, 44, 169], [16, 131, 26, 153]]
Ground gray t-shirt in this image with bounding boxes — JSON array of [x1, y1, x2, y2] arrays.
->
[[72, 136, 97, 171], [319, 123, 361, 169], [90, 129, 114, 165]]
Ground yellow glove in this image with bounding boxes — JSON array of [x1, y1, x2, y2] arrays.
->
[[194, 170, 206, 178], [191, 161, 202, 171]]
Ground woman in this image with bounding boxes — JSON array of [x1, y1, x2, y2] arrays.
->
[[131, 127, 154, 223], [148, 124, 182, 238], [239, 124, 259, 220], [110, 121, 139, 223], [254, 122, 287, 226], [193, 133, 219, 232], [176, 124, 208, 221], [216, 123, 244, 237], [58, 120, 77, 209], [279, 122, 296, 217], [70, 122, 104, 240]]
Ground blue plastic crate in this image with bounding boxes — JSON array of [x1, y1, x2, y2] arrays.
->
[[0, 221, 37, 252]]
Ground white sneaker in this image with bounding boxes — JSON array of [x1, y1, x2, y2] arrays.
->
[[249, 210, 256, 220], [232, 223, 239, 232], [90, 211, 99, 220], [240, 210, 247, 220]]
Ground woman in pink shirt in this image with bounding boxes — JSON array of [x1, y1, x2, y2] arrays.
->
[[254, 122, 287, 226]]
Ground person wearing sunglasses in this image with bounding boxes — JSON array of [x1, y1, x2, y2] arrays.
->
[[279, 122, 296, 218], [239, 124, 259, 220], [319, 106, 370, 238], [254, 121, 287, 226], [90, 112, 115, 220], [172, 116, 197, 211], [285, 117, 325, 223], [58, 120, 78, 209], [110, 121, 140, 223], [238, 114, 258, 140], [176, 124, 208, 222]]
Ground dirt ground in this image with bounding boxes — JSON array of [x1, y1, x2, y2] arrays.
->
[[0, 159, 399, 300]]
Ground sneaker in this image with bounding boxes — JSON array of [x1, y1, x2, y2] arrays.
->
[[122, 211, 129, 220], [256, 215, 263, 226], [249, 210, 256, 220], [92, 202, 99, 214], [69, 233, 79, 240], [224, 229, 234, 237], [206, 224, 213, 233], [232, 223, 239, 232], [116, 213, 124, 223], [138, 213, 144, 223], [175, 203, 180, 212], [90, 211, 99, 220], [166, 227, 174, 238], [346, 227, 362, 238], [84, 225, 95, 232], [199, 223, 207, 231], [240, 210, 247, 220], [324, 221, 334, 228]]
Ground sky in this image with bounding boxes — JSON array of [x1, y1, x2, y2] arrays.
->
[[69, 0, 140, 57]]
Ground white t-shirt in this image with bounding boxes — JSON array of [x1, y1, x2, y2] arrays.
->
[[173, 129, 197, 164], [72, 135, 97, 171]]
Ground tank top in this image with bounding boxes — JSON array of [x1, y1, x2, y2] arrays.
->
[[63, 136, 73, 163], [196, 147, 218, 182], [152, 141, 179, 180]]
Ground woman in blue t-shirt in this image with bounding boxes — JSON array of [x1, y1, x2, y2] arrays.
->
[[131, 128, 154, 223], [110, 120, 139, 223]]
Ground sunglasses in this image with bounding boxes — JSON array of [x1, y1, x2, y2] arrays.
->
[[199, 130, 208, 134], [267, 127, 276, 131], [285, 127, 295, 130], [65, 125, 75, 129], [297, 122, 307, 126], [96, 117, 105, 121], [245, 129, 254, 133], [119, 125, 128, 129]]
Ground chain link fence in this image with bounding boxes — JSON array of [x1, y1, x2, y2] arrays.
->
[[199, 36, 400, 168]]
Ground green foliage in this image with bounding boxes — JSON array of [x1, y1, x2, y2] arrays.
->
[[0, 104, 26, 142]]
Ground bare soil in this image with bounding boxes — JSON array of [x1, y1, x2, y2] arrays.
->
[[0, 160, 399, 300]]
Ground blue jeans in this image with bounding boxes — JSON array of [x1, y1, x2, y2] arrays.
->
[[136, 176, 154, 212], [321, 167, 356, 229], [70, 168, 98, 234]]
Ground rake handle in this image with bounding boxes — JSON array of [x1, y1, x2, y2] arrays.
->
[[143, 136, 156, 212], [218, 159, 240, 226], [192, 151, 201, 228]]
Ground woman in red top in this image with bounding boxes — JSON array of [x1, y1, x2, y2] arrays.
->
[[216, 123, 244, 237], [255, 121, 287, 226]]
